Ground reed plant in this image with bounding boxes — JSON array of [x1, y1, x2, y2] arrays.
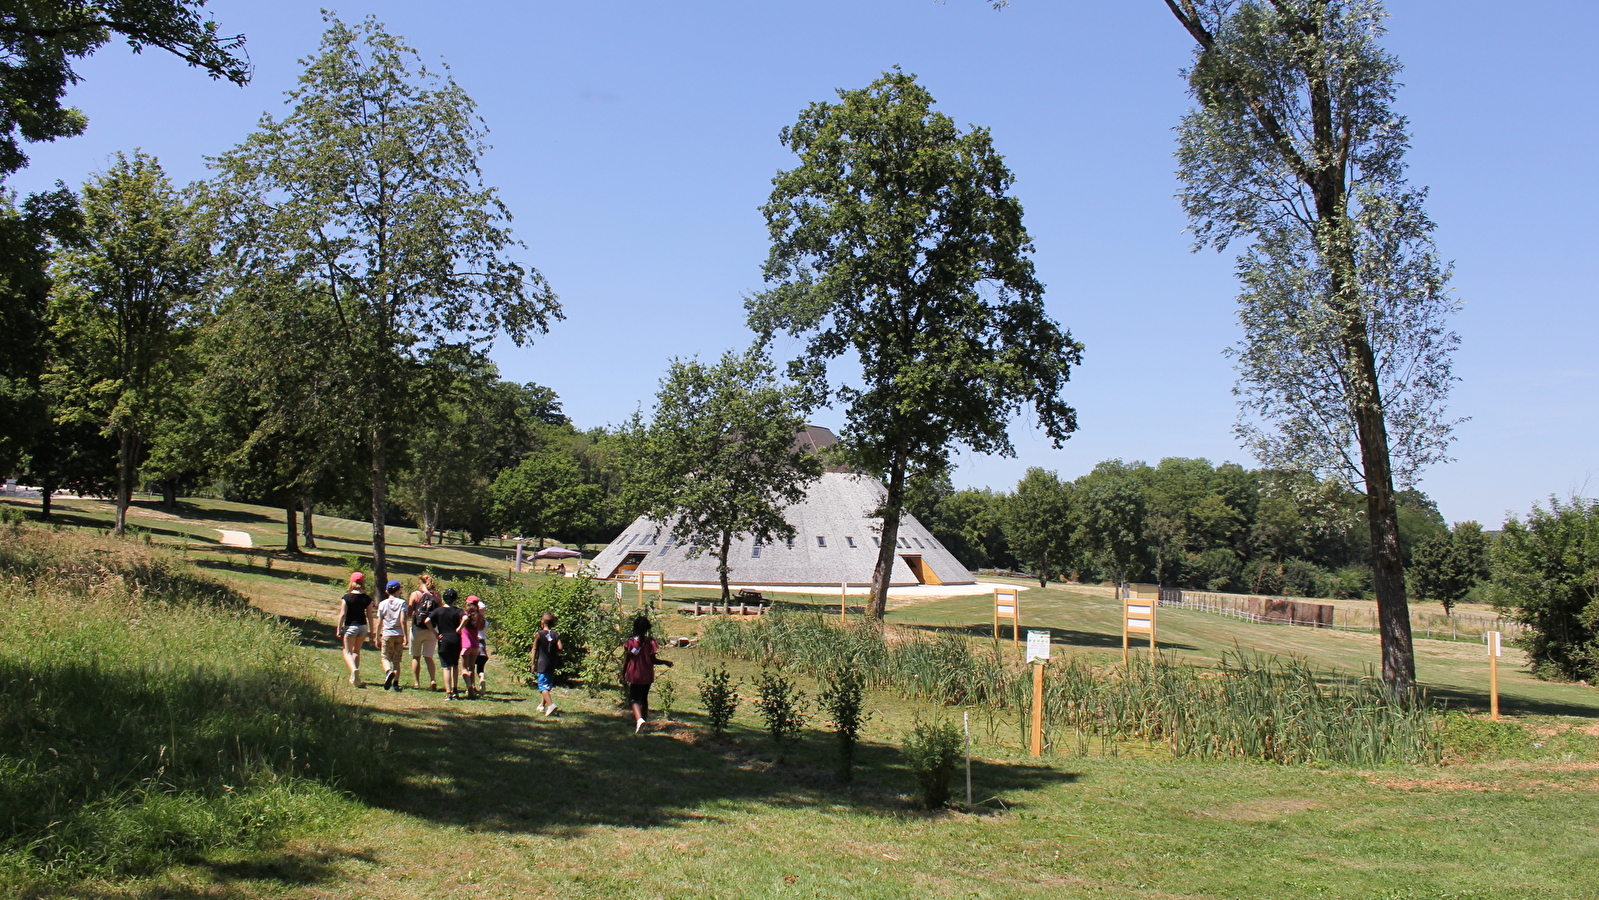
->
[[0, 525, 386, 885], [703, 609, 1440, 766]]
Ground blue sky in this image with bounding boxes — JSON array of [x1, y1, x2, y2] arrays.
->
[[11, 1, 1596, 527]]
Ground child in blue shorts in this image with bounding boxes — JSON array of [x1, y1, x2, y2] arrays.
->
[[532, 612, 563, 715]]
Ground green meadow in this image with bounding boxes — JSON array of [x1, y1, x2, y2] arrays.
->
[[2, 494, 1596, 899]]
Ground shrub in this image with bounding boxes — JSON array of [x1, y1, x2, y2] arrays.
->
[[1490, 497, 1599, 681], [903, 718, 962, 809], [754, 669, 807, 753], [655, 674, 677, 720], [699, 666, 740, 736], [819, 667, 868, 781], [465, 573, 603, 681]]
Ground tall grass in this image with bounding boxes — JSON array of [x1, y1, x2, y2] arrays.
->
[[0, 525, 386, 885], [701, 608, 1440, 766]]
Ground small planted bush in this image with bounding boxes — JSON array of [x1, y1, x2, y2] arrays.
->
[[903, 718, 963, 809], [755, 669, 808, 754], [699, 666, 741, 736], [655, 674, 677, 720], [819, 667, 869, 781]]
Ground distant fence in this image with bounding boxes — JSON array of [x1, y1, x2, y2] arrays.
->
[[1127, 585, 1526, 643]]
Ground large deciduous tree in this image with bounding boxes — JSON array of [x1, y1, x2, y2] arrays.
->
[[211, 15, 559, 587], [1001, 467, 1073, 589], [626, 349, 822, 603], [0, 184, 76, 471], [1163, 0, 1460, 691], [47, 151, 205, 534], [1409, 520, 1489, 615], [751, 70, 1081, 618], [1072, 460, 1149, 586], [0, 0, 249, 176]]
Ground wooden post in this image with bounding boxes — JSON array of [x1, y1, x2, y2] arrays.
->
[[1026, 630, 1050, 757], [1030, 661, 1045, 757], [964, 710, 973, 806], [1489, 630, 1501, 721], [993, 587, 1020, 650], [514, 541, 525, 573], [840, 582, 848, 623]]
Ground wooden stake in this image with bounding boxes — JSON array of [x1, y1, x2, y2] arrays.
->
[[840, 582, 848, 623], [1030, 661, 1045, 757], [964, 710, 973, 806], [1489, 630, 1501, 721]]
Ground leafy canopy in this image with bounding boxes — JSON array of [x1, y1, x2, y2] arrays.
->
[[750, 68, 1081, 478], [751, 69, 1080, 614], [0, 0, 249, 175], [626, 348, 821, 601]]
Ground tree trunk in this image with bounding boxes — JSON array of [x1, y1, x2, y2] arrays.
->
[[162, 482, 176, 510], [370, 428, 388, 588], [1354, 392, 1416, 693], [39, 484, 53, 520], [718, 530, 733, 603], [285, 503, 299, 555], [301, 496, 317, 549], [1038, 549, 1049, 589], [115, 428, 135, 535], [868, 453, 907, 619]]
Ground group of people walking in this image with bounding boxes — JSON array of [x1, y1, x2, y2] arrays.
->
[[335, 571, 676, 731], [336, 572, 489, 700]]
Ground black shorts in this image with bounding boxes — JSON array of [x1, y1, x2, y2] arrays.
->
[[627, 682, 651, 706], [474, 652, 487, 673], [438, 639, 462, 667]]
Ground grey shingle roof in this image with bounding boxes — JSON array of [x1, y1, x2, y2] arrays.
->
[[589, 470, 974, 587]]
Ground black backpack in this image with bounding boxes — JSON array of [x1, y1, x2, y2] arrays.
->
[[413, 592, 440, 629]]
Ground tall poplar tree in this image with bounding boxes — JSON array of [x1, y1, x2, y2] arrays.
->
[[211, 15, 560, 586], [1163, 0, 1460, 691], [751, 70, 1082, 618]]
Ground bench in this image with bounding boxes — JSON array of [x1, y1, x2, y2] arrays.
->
[[677, 599, 770, 616]]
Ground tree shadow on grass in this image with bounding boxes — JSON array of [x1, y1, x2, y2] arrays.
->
[[1424, 683, 1599, 719], [31, 848, 376, 899], [903, 621, 1201, 654], [357, 702, 1080, 836]]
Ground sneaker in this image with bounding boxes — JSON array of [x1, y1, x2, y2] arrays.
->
[[545, 704, 558, 716], [537, 703, 547, 714], [635, 717, 645, 734]]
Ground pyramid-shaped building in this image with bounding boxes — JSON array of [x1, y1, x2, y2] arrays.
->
[[588, 426, 975, 587]]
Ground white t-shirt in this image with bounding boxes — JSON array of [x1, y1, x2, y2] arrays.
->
[[378, 597, 408, 636]]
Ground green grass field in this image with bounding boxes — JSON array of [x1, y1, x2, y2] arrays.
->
[[3, 494, 1597, 899]]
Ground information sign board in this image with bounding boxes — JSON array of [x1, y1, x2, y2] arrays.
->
[[1027, 630, 1051, 663], [993, 586, 1021, 649]]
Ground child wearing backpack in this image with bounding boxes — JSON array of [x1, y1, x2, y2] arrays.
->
[[622, 615, 672, 733], [408, 574, 441, 690]]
